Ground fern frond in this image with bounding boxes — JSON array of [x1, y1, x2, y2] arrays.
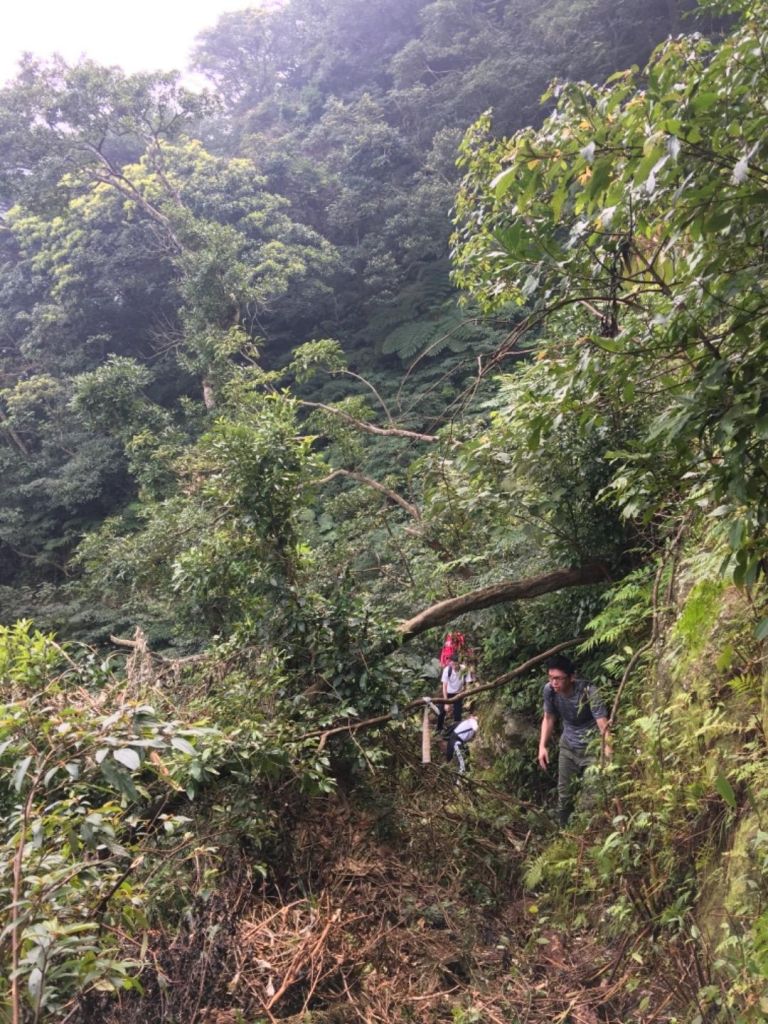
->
[[523, 851, 547, 891], [381, 310, 502, 363]]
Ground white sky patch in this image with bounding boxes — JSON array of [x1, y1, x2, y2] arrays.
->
[[1, 0, 253, 86]]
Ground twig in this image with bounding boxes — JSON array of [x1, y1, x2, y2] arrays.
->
[[298, 400, 439, 442], [609, 641, 652, 728], [314, 468, 421, 520], [264, 908, 340, 1010]]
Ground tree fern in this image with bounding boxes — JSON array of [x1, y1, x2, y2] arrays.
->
[[381, 308, 501, 362], [381, 318, 441, 358]]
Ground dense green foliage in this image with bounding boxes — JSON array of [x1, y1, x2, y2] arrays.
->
[[0, 0, 690, 636], [453, 0, 768, 608]]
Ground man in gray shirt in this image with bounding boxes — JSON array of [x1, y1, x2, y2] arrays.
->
[[538, 654, 611, 825]]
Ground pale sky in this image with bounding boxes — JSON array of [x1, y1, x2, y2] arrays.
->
[[1, 1, 253, 86]]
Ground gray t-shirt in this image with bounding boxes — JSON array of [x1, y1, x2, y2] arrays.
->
[[542, 677, 608, 752]]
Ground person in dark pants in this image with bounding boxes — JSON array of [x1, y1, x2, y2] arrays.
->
[[537, 655, 611, 825], [446, 713, 478, 776]]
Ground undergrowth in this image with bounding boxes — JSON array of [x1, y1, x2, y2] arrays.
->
[[519, 550, 768, 1023]]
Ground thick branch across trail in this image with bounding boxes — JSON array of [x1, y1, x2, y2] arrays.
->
[[398, 563, 609, 642], [306, 639, 580, 748]]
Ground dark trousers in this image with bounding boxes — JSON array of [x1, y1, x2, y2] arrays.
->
[[436, 695, 463, 733], [557, 742, 594, 825]]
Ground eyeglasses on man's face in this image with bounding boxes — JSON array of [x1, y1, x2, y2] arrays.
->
[[548, 671, 571, 685]]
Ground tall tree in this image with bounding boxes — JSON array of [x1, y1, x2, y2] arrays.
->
[[452, 0, 768, 591]]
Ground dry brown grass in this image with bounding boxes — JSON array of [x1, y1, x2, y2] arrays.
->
[[92, 759, 689, 1024]]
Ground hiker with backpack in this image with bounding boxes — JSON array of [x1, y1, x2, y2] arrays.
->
[[436, 654, 474, 733], [439, 631, 467, 667], [538, 654, 611, 825]]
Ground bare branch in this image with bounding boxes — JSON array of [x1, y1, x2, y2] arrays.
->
[[82, 142, 185, 253], [314, 468, 420, 520], [307, 638, 581, 747], [0, 406, 31, 457], [298, 400, 439, 443], [337, 369, 396, 426]]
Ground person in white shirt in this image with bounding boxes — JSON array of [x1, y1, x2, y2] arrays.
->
[[446, 713, 479, 775], [436, 655, 467, 733]]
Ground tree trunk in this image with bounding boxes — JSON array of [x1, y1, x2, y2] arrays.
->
[[202, 378, 216, 411]]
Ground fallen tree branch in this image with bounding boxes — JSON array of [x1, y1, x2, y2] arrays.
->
[[397, 563, 610, 641], [109, 631, 210, 667], [307, 638, 581, 747]]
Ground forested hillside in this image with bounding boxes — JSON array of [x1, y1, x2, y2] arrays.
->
[[1, 0, 767, 1022], [0, 0, 698, 638]]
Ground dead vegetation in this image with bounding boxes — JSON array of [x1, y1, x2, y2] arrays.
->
[[90, 748, 691, 1024]]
